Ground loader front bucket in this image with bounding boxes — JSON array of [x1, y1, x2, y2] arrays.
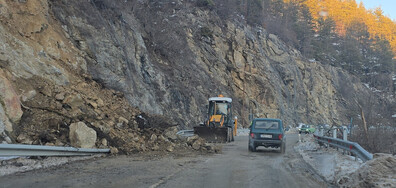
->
[[193, 126, 228, 143]]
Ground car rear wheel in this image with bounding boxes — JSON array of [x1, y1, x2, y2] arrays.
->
[[248, 145, 253, 152], [248, 144, 256, 152], [280, 142, 285, 154]]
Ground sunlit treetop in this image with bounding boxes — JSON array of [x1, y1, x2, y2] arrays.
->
[[286, 0, 396, 55]]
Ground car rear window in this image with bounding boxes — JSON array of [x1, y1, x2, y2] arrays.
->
[[254, 121, 279, 130]]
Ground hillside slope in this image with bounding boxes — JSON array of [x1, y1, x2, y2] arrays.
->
[[0, 0, 392, 149]]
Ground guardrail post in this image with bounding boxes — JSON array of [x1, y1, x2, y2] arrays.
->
[[332, 128, 337, 139], [312, 126, 373, 162], [342, 126, 348, 141], [332, 128, 338, 150]]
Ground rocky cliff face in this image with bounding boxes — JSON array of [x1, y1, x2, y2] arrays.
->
[[0, 0, 392, 148]]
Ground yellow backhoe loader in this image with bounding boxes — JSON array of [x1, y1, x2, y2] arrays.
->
[[194, 95, 237, 142]]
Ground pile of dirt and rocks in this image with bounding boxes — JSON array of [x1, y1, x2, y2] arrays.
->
[[336, 154, 396, 188], [107, 124, 222, 155], [6, 72, 220, 155], [1, 112, 221, 177], [295, 134, 396, 187], [0, 133, 222, 177]]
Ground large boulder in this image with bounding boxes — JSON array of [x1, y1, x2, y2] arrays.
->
[[0, 103, 13, 134], [164, 126, 178, 141], [191, 137, 206, 150], [0, 70, 23, 126], [69, 122, 97, 148], [16, 133, 33, 145], [63, 94, 84, 110], [0, 106, 12, 143]]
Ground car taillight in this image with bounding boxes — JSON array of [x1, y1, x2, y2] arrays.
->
[[250, 133, 254, 138], [278, 134, 283, 140]]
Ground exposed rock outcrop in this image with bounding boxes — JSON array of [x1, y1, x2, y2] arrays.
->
[[47, 0, 392, 128], [0, 0, 392, 153]]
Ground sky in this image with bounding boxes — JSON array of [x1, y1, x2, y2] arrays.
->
[[359, 0, 396, 20]]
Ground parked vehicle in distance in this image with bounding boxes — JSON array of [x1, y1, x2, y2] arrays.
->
[[299, 124, 315, 134], [248, 118, 286, 153], [297, 123, 305, 133]]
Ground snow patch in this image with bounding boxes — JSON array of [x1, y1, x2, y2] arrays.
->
[[363, 83, 382, 93], [0, 156, 18, 160], [0, 155, 102, 177], [295, 134, 363, 183], [308, 58, 316, 62]]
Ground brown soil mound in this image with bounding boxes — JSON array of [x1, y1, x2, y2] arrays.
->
[[337, 154, 396, 188], [11, 74, 219, 155]]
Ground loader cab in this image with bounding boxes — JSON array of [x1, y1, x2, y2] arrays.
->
[[207, 96, 232, 126]]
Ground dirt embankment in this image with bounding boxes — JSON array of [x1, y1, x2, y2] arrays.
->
[[337, 154, 396, 188]]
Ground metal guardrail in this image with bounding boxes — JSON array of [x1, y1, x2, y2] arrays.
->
[[176, 130, 194, 137], [313, 133, 373, 162], [0, 144, 110, 157]]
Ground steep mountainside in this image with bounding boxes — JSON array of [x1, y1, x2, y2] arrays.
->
[[0, 0, 393, 149]]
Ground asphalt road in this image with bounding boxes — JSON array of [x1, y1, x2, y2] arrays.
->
[[0, 134, 329, 188], [159, 134, 328, 188]]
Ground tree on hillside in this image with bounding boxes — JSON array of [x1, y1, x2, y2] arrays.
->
[[339, 36, 362, 74], [301, 0, 396, 56], [348, 20, 371, 70], [370, 37, 394, 74], [246, 0, 265, 26], [292, 3, 314, 57], [209, 0, 395, 84], [312, 17, 338, 63]]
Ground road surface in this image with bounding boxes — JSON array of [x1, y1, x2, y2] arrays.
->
[[0, 134, 330, 187]]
